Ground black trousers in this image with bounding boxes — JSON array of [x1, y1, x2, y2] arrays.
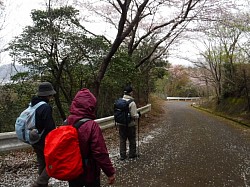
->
[[119, 125, 136, 158], [32, 144, 50, 185]]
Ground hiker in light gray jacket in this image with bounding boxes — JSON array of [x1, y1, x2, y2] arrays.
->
[[119, 86, 140, 160]]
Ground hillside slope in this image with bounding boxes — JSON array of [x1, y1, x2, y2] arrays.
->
[[198, 97, 250, 127]]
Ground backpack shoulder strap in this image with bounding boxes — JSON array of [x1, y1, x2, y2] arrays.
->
[[126, 99, 134, 108], [127, 99, 134, 104], [73, 118, 92, 129], [31, 101, 47, 109]]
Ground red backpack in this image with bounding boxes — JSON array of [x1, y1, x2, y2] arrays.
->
[[44, 119, 90, 181]]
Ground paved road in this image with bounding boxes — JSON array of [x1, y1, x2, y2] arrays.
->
[[107, 101, 250, 187]]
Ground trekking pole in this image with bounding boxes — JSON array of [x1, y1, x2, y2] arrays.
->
[[115, 120, 120, 160], [137, 117, 140, 157]]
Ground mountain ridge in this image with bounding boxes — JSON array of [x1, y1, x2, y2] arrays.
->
[[0, 63, 27, 84]]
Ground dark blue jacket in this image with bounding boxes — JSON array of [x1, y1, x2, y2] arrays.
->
[[31, 96, 56, 147]]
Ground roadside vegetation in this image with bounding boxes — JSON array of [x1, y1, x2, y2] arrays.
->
[[195, 97, 250, 128]]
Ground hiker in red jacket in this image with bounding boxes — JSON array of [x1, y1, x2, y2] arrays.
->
[[66, 88, 115, 187]]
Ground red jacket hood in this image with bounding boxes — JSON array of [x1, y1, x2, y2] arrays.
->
[[67, 88, 96, 125], [66, 89, 115, 182]]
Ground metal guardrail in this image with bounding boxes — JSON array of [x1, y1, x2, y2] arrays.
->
[[166, 97, 200, 101], [0, 104, 151, 152]]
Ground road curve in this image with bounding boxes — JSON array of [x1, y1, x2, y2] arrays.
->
[[109, 101, 250, 187]]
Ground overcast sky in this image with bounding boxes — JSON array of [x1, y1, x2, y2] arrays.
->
[[0, 0, 196, 66], [0, 0, 44, 64], [2, 0, 246, 67], [0, 0, 121, 65], [2, 0, 43, 40]]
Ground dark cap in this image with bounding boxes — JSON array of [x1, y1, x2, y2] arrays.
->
[[37, 82, 56, 96], [124, 85, 133, 94]]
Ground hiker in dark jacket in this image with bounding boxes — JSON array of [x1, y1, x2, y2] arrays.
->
[[66, 88, 115, 187], [31, 82, 57, 187]]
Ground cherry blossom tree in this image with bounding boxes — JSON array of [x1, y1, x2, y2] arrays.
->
[[70, 0, 241, 97]]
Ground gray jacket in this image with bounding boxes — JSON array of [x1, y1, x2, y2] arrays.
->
[[121, 95, 139, 127]]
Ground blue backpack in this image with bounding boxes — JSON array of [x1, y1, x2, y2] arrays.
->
[[15, 101, 46, 144], [114, 98, 133, 125]]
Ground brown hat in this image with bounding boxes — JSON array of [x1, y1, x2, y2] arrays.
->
[[37, 82, 56, 96]]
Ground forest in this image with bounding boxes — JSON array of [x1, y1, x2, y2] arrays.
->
[[0, 0, 250, 132]]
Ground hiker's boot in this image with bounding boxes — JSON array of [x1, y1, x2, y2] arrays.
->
[[129, 154, 138, 159], [119, 154, 127, 161]]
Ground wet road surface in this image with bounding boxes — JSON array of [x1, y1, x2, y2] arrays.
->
[[106, 101, 250, 187]]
